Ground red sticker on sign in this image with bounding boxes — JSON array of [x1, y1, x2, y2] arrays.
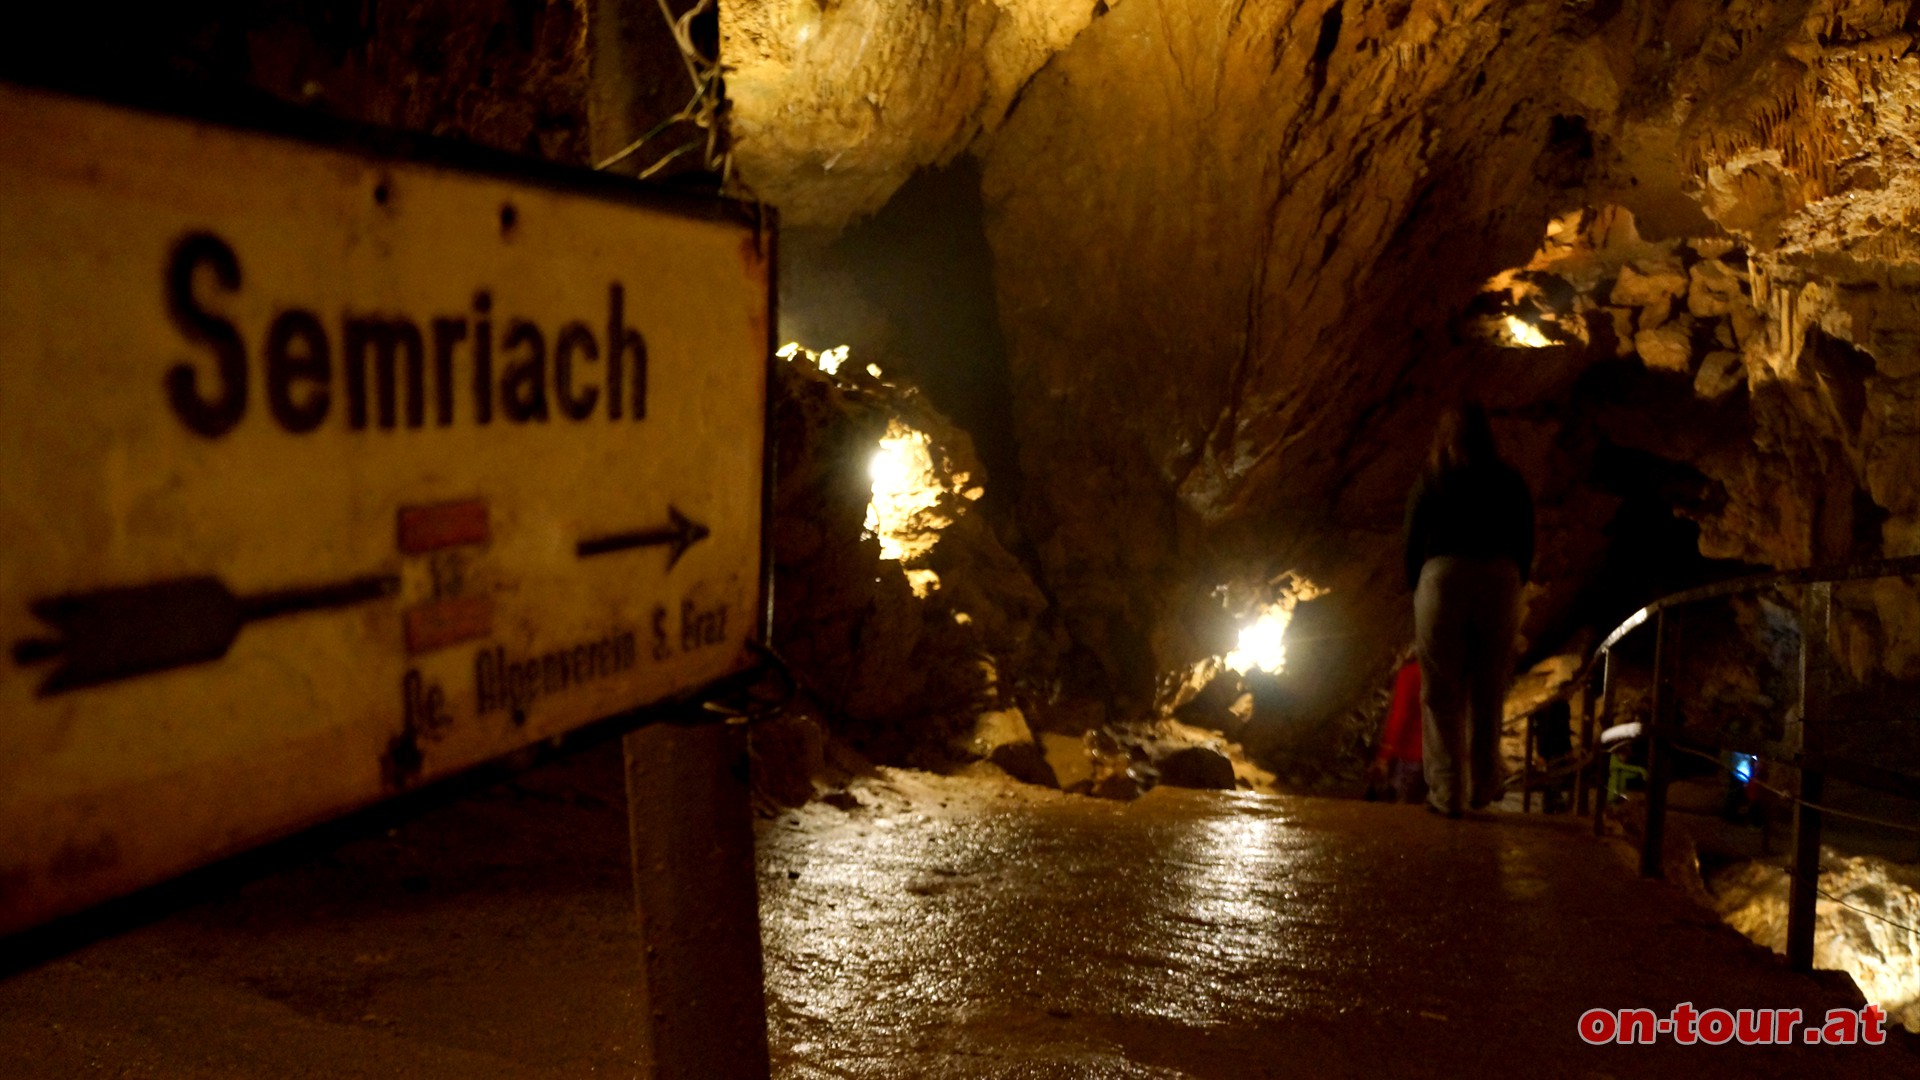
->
[[397, 500, 489, 553], [404, 595, 494, 654]]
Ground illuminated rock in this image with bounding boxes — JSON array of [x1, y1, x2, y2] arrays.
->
[[1611, 261, 1691, 308], [1688, 259, 1746, 318], [1634, 325, 1696, 374], [1713, 852, 1920, 1034]]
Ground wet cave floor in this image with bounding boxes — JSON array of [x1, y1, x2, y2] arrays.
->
[[1, 740, 1912, 1079]]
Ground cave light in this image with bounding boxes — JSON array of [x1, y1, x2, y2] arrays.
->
[[904, 569, 941, 598], [778, 340, 850, 375], [866, 422, 941, 562], [1503, 314, 1554, 348], [789, 339, 976, 597], [1224, 602, 1294, 676], [865, 417, 973, 598]]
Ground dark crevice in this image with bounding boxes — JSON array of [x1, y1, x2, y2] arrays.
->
[[779, 161, 1023, 517], [1544, 442, 1762, 660], [1802, 326, 1876, 436], [1308, 2, 1344, 96]]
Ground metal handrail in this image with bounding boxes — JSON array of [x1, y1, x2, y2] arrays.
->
[[1597, 553, 1920, 652], [1572, 551, 1920, 973]]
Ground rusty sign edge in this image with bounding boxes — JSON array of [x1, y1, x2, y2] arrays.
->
[[0, 74, 771, 235]]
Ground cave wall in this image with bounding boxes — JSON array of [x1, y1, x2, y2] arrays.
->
[[977, 0, 1594, 731], [726, 0, 1920, 764]]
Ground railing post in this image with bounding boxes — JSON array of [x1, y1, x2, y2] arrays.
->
[[1640, 610, 1672, 878], [1787, 582, 1831, 973], [1523, 710, 1536, 814], [1574, 673, 1595, 817], [1592, 649, 1613, 837]]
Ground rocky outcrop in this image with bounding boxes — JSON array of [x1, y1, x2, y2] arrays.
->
[[1154, 745, 1236, 791], [770, 350, 1060, 764], [1714, 851, 1920, 1033], [723, 0, 1102, 229]]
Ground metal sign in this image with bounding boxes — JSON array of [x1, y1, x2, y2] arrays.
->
[[0, 84, 770, 936]]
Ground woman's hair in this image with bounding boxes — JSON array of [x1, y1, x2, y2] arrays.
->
[[1427, 402, 1498, 474]]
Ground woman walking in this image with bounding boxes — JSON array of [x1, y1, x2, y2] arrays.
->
[[1403, 404, 1534, 818]]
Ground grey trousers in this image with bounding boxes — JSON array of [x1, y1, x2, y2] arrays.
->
[[1414, 556, 1522, 814]]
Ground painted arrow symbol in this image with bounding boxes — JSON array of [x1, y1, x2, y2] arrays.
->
[[11, 573, 398, 696], [575, 506, 710, 568]]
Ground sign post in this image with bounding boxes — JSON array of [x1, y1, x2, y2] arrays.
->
[[0, 80, 774, 1044], [589, 14, 775, 1073]]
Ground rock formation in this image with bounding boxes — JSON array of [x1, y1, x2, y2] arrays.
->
[[726, 0, 1920, 773]]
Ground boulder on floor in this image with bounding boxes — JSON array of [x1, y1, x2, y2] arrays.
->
[[1153, 745, 1236, 790]]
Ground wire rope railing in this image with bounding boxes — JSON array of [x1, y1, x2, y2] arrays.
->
[[1544, 553, 1920, 972]]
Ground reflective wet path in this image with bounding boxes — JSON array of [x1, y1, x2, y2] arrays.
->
[[760, 770, 1913, 1078], [1, 744, 1913, 1077]]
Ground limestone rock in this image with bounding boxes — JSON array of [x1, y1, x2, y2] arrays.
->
[[1153, 745, 1236, 790], [1560, 39, 1621, 115], [1634, 325, 1696, 373], [1694, 351, 1747, 399], [955, 707, 1058, 787], [958, 707, 1035, 758], [1088, 768, 1145, 800], [1688, 258, 1745, 317], [1713, 853, 1920, 1034], [1865, 375, 1920, 517], [770, 353, 1054, 765], [1637, 297, 1674, 331], [723, 0, 1101, 230], [1730, 305, 1768, 349], [1040, 732, 1094, 791], [989, 740, 1061, 788], [1610, 261, 1690, 307], [750, 709, 830, 810], [1603, 307, 1638, 355], [1172, 672, 1249, 738], [1887, 515, 1920, 558], [1871, 578, 1920, 681]]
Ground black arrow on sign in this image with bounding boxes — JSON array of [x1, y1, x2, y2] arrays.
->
[[575, 506, 710, 568], [11, 574, 399, 696]]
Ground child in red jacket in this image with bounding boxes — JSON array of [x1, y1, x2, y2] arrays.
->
[[1366, 657, 1427, 804]]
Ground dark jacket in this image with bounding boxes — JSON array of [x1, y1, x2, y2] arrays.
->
[[1403, 461, 1534, 591]]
